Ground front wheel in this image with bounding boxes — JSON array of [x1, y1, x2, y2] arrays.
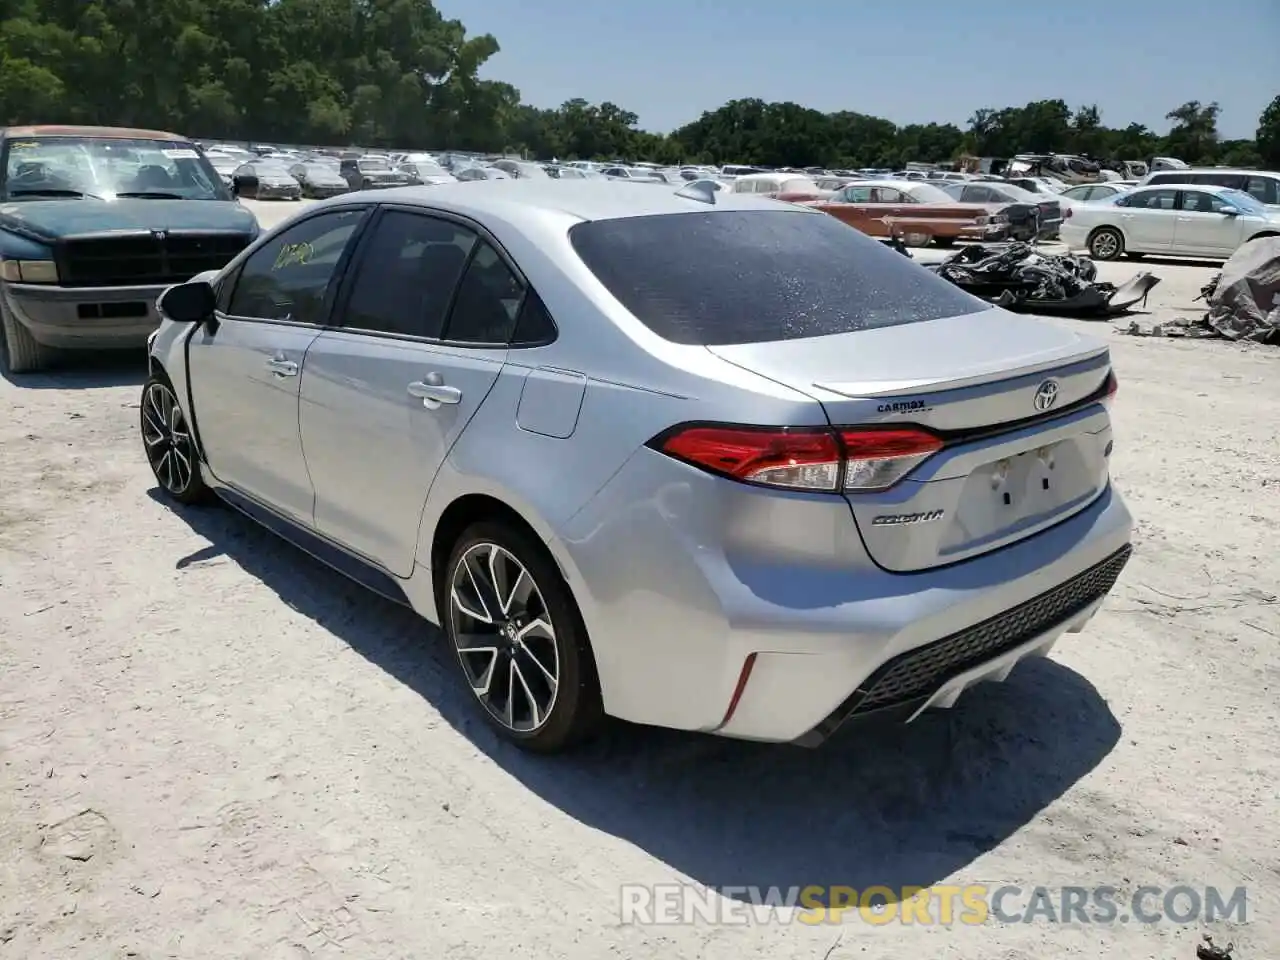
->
[[141, 374, 210, 505], [1088, 227, 1124, 261], [0, 298, 54, 374], [443, 521, 603, 752]]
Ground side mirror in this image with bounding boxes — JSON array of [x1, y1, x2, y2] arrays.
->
[[1219, 205, 1239, 217], [158, 280, 216, 325]]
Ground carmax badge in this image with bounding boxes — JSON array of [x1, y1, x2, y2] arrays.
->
[[871, 510, 945, 526]]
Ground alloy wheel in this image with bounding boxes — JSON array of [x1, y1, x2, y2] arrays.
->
[[1092, 231, 1120, 259], [449, 542, 560, 733], [142, 381, 195, 495]]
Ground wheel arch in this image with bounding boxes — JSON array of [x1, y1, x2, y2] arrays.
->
[[147, 318, 206, 461], [1247, 231, 1279, 242], [424, 492, 579, 623]]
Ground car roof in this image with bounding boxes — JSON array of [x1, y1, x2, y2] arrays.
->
[[1150, 167, 1274, 176], [1132, 182, 1237, 195], [2, 124, 187, 141], [839, 179, 935, 190], [320, 179, 815, 224]]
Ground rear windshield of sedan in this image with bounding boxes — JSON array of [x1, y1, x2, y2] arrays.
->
[[569, 209, 989, 345]]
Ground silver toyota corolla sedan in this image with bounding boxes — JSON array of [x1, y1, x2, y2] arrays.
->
[[142, 181, 1133, 753]]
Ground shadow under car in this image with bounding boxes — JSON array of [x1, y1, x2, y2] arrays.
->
[[156, 488, 1122, 907]]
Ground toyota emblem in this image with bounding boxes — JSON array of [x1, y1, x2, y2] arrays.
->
[[1033, 379, 1060, 411]]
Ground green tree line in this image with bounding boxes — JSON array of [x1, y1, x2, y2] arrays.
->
[[2, 0, 1277, 169]]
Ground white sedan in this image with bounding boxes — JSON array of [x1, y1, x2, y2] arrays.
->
[[1060, 184, 1280, 261]]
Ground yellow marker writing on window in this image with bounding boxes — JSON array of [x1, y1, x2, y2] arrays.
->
[[272, 241, 314, 271]]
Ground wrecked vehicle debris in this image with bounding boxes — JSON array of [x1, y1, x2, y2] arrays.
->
[[928, 241, 1161, 317], [1129, 235, 1280, 344], [1196, 934, 1235, 960], [1204, 235, 1280, 343]]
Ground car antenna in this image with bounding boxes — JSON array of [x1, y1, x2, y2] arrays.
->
[[674, 180, 717, 204]]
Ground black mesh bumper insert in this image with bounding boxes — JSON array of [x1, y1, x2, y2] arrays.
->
[[801, 544, 1132, 742]]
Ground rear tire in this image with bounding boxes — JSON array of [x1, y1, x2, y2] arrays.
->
[[442, 520, 604, 753], [0, 297, 54, 374], [141, 373, 211, 505], [1088, 227, 1124, 261], [902, 231, 932, 248]]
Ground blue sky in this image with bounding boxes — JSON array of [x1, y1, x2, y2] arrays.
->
[[434, 0, 1278, 140]]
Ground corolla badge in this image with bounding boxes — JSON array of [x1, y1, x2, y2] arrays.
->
[[1033, 379, 1060, 411]]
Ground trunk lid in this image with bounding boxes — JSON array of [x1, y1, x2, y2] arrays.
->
[[707, 309, 1114, 571]]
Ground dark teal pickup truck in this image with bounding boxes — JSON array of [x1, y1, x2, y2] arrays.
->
[[0, 125, 258, 373]]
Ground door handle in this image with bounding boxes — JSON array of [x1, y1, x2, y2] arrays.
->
[[408, 377, 461, 407], [266, 356, 298, 377]]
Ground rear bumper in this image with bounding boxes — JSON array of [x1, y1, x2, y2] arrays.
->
[[715, 490, 1131, 744], [2, 280, 166, 349], [788, 544, 1130, 746], [561, 448, 1134, 742], [958, 223, 1013, 241], [256, 184, 301, 199]]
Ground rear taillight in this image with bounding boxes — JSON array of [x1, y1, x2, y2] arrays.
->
[[655, 426, 842, 490], [651, 424, 942, 493], [839, 428, 944, 491], [1100, 370, 1118, 408]]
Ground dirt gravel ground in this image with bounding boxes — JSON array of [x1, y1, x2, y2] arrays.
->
[[1, 199, 1277, 959]]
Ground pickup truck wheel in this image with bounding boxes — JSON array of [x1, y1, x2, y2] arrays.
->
[[0, 297, 54, 374], [902, 231, 932, 248], [1087, 227, 1124, 261]]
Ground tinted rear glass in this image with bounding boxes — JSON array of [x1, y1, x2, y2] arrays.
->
[[568, 210, 988, 345]]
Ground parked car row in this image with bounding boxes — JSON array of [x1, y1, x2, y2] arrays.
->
[[5, 123, 1278, 378]]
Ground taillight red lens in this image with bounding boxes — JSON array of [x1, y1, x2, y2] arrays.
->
[[840, 428, 944, 490], [1100, 369, 1118, 408], [657, 426, 843, 491], [653, 424, 942, 492]]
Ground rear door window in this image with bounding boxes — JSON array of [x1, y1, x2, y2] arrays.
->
[[337, 210, 476, 338], [441, 242, 526, 345], [568, 209, 988, 346], [1245, 176, 1278, 205], [1125, 189, 1178, 210]]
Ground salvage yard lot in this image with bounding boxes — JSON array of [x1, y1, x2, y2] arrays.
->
[[1, 198, 1277, 959]]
